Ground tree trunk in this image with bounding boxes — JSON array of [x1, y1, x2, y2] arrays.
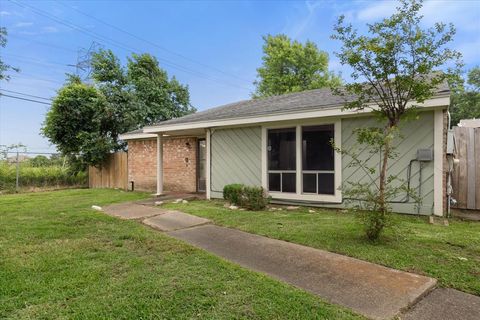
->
[[378, 125, 394, 214]]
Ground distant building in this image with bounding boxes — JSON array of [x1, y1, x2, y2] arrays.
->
[[6, 155, 30, 164]]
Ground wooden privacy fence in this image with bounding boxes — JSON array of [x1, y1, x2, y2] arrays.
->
[[452, 126, 480, 210], [89, 152, 128, 190]]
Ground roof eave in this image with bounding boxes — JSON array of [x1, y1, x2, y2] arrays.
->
[[119, 132, 157, 140], [143, 94, 450, 134]]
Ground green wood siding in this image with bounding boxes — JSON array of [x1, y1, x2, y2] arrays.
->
[[209, 111, 435, 215], [341, 111, 434, 214], [210, 126, 262, 198]]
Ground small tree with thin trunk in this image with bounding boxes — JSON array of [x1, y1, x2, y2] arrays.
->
[[331, 0, 462, 239]]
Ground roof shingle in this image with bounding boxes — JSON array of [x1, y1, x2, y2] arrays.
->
[[144, 81, 450, 129]]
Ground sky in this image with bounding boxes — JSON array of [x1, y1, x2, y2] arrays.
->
[[0, 0, 479, 153]]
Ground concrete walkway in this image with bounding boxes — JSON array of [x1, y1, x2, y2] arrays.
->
[[168, 224, 436, 320], [144, 211, 210, 231], [103, 203, 161, 220], [101, 202, 479, 320], [402, 288, 480, 320]]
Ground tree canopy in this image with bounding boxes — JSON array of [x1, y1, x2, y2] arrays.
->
[[42, 76, 113, 167], [450, 67, 480, 125], [43, 50, 195, 167], [127, 53, 193, 124], [253, 34, 341, 98]]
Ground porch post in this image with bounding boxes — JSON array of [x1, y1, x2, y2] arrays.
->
[[433, 109, 444, 216], [156, 133, 164, 196], [206, 128, 211, 199]]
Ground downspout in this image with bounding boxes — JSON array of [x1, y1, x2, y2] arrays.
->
[[446, 110, 456, 218], [417, 162, 423, 214]]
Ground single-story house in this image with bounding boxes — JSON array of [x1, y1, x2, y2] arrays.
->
[[119, 85, 449, 216]]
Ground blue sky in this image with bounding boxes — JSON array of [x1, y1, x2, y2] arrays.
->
[[0, 0, 479, 153]]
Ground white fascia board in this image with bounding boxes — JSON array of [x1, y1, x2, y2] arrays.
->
[[119, 133, 157, 140], [143, 95, 450, 134]]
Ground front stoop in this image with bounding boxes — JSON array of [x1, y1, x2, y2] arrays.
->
[[102, 203, 162, 220], [143, 211, 211, 232]]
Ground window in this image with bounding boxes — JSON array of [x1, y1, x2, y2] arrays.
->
[[267, 128, 296, 193], [302, 125, 335, 195], [264, 123, 338, 199]]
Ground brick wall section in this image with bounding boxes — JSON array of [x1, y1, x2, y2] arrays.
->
[[127, 137, 198, 193], [128, 139, 157, 192], [163, 137, 197, 192]]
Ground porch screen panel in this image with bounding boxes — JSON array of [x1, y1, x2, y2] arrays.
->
[[267, 128, 296, 193], [302, 125, 335, 195]]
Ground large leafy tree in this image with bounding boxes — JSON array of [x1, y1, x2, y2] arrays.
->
[[331, 0, 461, 239], [90, 49, 137, 149], [43, 50, 194, 167], [450, 67, 480, 125], [127, 53, 194, 124], [42, 76, 113, 167], [253, 34, 341, 97]]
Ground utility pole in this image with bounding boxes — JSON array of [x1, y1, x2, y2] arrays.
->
[[69, 41, 103, 82]]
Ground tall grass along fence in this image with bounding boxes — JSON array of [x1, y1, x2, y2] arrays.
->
[[0, 160, 87, 194]]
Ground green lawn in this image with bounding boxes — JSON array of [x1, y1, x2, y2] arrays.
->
[[0, 189, 361, 320], [166, 200, 480, 296]]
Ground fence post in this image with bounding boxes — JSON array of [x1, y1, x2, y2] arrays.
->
[[15, 149, 19, 192]]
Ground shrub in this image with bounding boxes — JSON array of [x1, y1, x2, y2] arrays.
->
[[242, 186, 269, 210], [223, 183, 244, 206], [223, 183, 269, 210]]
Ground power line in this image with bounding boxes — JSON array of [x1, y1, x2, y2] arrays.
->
[[0, 89, 53, 101], [10, 73, 64, 85], [6, 81, 59, 92], [58, 1, 252, 84], [3, 53, 74, 69], [0, 93, 52, 105], [5, 151, 58, 155], [8, 34, 77, 53], [9, 0, 251, 91]]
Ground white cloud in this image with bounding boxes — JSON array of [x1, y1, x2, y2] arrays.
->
[[421, 0, 480, 32], [14, 22, 34, 28], [356, 1, 396, 21], [456, 37, 480, 65], [355, 0, 480, 33], [42, 26, 59, 33], [18, 31, 37, 36], [17, 26, 61, 36], [283, 0, 327, 39], [0, 11, 11, 16]]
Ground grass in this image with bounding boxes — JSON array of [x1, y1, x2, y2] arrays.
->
[[166, 200, 480, 296], [0, 189, 361, 319]]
